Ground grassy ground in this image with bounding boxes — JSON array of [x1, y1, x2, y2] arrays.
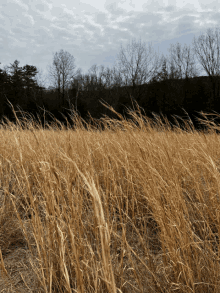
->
[[0, 103, 220, 292]]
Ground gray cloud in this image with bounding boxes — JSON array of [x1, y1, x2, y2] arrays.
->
[[0, 0, 219, 88]]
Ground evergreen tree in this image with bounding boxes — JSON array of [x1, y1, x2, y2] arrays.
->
[[7, 60, 25, 105]]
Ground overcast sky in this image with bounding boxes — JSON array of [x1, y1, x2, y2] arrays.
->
[[0, 0, 219, 89]]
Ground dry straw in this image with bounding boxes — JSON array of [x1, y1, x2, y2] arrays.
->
[[0, 102, 220, 292]]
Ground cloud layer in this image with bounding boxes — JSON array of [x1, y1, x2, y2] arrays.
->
[[0, 0, 219, 88]]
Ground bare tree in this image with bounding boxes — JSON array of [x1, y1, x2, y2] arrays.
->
[[47, 55, 61, 102], [47, 49, 77, 107], [66, 63, 128, 116], [31, 67, 48, 103], [78, 64, 112, 91], [105, 66, 125, 89], [66, 68, 92, 112], [112, 37, 162, 100], [71, 63, 132, 97], [192, 26, 220, 109], [76, 64, 129, 101], [149, 56, 171, 83], [75, 72, 96, 92], [69, 64, 114, 94], [151, 42, 200, 84], [63, 39, 164, 114], [88, 64, 100, 86], [192, 27, 220, 77], [34, 67, 48, 89], [87, 64, 127, 90], [93, 65, 113, 89], [67, 68, 84, 90], [166, 42, 201, 79]]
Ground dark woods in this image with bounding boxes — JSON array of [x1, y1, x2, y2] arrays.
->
[[0, 59, 220, 133]]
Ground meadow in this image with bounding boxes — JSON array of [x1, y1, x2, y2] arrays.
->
[[0, 103, 220, 292]]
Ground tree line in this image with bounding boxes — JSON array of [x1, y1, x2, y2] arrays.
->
[[1, 26, 220, 132]]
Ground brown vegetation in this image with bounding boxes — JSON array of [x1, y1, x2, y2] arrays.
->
[[0, 103, 220, 292]]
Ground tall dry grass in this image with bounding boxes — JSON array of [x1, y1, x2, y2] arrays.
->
[[0, 102, 220, 292]]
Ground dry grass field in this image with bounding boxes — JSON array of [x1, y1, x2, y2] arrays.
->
[[0, 103, 220, 292]]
